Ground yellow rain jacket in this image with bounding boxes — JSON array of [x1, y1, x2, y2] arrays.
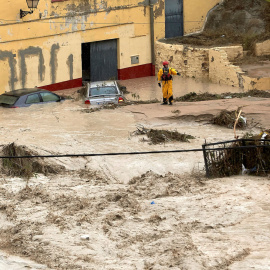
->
[[157, 67, 178, 100]]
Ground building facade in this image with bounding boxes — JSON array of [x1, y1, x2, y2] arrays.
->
[[0, 0, 221, 93]]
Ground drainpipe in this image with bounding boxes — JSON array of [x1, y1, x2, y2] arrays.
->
[[150, 1, 155, 76]]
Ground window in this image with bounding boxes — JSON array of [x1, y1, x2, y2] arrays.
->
[[40, 92, 60, 102], [90, 87, 118, 96], [0, 95, 18, 105], [26, 94, 40, 104]]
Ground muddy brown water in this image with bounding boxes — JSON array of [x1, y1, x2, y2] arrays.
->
[[121, 76, 245, 102], [0, 78, 269, 269]]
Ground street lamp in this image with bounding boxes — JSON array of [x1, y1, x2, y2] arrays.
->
[[20, 0, 40, 18]]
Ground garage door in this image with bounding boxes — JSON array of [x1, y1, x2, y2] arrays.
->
[[81, 39, 118, 82]]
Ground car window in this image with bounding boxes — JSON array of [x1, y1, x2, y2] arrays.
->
[[40, 92, 60, 102], [90, 86, 118, 96], [0, 95, 18, 105], [26, 94, 40, 104]]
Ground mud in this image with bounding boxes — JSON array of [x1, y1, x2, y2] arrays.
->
[[0, 84, 270, 269]]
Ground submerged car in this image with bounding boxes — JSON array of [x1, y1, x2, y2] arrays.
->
[[0, 88, 64, 108], [84, 81, 124, 105]]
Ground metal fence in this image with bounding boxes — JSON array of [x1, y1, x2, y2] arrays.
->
[[202, 139, 270, 178], [1, 140, 270, 179]]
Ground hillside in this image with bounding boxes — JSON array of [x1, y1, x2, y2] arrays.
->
[[162, 0, 270, 52]]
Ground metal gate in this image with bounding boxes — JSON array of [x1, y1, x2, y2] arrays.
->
[[81, 39, 118, 82], [165, 0, 183, 38]]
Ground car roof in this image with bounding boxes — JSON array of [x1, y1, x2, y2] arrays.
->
[[89, 81, 117, 88], [2, 88, 49, 97]]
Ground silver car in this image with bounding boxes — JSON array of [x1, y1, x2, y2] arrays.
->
[[84, 81, 124, 105]]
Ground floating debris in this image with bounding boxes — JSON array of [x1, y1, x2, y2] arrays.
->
[[131, 125, 195, 144], [175, 90, 270, 102], [204, 135, 270, 178], [212, 108, 246, 129], [1, 143, 65, 179]]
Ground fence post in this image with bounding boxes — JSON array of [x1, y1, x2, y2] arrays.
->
[[241, 139, 246, 168], [202, 144, 210, 178]]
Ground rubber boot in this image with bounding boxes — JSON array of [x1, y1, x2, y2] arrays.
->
[[161, 98, 168, 105], [169, 96, 173, 105]]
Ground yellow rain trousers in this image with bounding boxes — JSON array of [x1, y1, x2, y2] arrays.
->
[[157, 68, 178, 101]]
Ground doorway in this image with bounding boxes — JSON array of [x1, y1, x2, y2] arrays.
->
[[165, 0, 184, 38], [81, 39, 118, 82]]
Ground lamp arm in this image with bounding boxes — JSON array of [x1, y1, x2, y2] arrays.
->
[[20, 9, 33, 18]]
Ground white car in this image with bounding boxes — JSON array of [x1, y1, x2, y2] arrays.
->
[[84, 81, 125, 105]]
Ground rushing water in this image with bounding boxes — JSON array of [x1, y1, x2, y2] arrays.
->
[[0, 77, 251, 269]]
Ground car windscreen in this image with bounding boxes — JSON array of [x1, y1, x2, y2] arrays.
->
[[90, 86, 118, 96], [0, 95, 18, 105]]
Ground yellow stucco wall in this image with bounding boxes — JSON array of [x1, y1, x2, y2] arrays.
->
[[0, 0, 228, 93], [0, 0, 159, 93], [184, 0, 222, 34]]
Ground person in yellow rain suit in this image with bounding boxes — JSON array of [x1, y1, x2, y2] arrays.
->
[[157, 61, 180, 105]]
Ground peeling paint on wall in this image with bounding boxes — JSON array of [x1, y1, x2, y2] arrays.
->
[[19, 47, 45, 89], [50, 43, 60, 84], [67, 54, 74, 80], [65, 0, 98, 15], [153, 0, 164, 19], [0, 51, 17, 91]]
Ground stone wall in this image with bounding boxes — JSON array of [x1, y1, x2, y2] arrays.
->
[[209, 48, 270, 90], [255, 40, 270, 56], [155, 41, 269, 91], [208, 48, 245, 87], [155, 41, 209, 80]]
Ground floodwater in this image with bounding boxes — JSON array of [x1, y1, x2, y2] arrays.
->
[[240, 61, 270, 78], [0, 77, 268, 269], [121, 76, 244, 101], [0, 252, 46, 269]]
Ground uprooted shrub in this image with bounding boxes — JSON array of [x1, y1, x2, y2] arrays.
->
[[147, 129, 195, 144], [131, 126, 195, 144], [1, 143, 65, 179], [211, 109, 246, 129]]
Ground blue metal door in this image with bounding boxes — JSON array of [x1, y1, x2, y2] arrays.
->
[[165, 0, 183, 38], [90, 39, 118, 81]]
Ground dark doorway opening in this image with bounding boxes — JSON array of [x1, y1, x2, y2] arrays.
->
[[81, 43, 91, 82], [81, 39, 118, 82]]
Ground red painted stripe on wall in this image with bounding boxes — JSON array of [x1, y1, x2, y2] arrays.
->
[[118, 63, 155, 80], [39, 78, 82, 91], [38, 64, 155, 91]]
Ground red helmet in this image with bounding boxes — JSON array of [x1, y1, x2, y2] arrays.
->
[[163, 61, 169, 66]]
